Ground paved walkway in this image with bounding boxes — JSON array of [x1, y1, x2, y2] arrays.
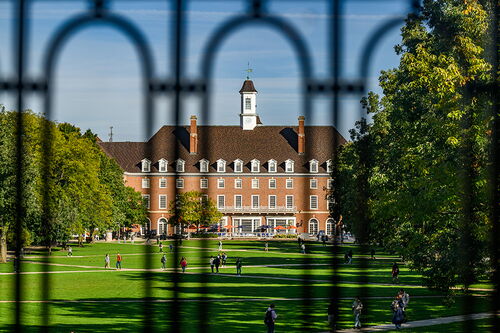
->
[[330, 311, 499, 332]]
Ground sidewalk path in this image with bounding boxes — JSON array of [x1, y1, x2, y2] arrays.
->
[[330, 312, 498, 332]]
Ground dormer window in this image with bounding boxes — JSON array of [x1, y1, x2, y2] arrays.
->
[[251, 159, 260, 173], [268, 159, 277, 173], [309, 159, 318, 173], [234, 159, 243, 173], [326, 159, 333, 173], [176, 159, 185, 173], [217, 159, 226, 173], [158, 159, 168, 172], [141, 159, 151, 173], [285, 159, 294, 173], [200, 159, 209, 173]]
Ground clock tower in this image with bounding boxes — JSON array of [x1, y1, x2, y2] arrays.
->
[[239, 78, 258, 130]]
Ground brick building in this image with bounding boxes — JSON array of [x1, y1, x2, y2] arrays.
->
[[99, 79, 346, 236]]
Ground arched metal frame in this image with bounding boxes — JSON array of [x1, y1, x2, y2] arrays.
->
[[1, 0, 497, 332]]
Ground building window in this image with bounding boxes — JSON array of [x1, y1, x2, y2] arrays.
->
[[141, 178, 150, 189], [309, 160, 319, 173], [158, 218, 168, 235], [200, 178, 208, 189], [269, 178, 276, 189], [269, 195, 276, 209], [310, 179, 318, 189], [268, 159, 277, 173], [200, 159, 209, 173], [251, 159, 260, 173], [233, 178, 242, 189], [252, 195, 259, 209], [159, 195, 167, 209], [159, 178, 167, 188], [285, 159, 294, 173], [217, 178, 225, 189], [310, 195, 318, 210], [217, 195, 225, 209], [176, 178, 184, 189], [217, 159, 226, 172], [308, 219, 319, 235], [245, 97, 251, 110], [326, 219, 334, 235], [234, 159, 243, 172], [251, 179, 259, 189], [142, 194, 150, 209], [286, 179, 293, 189], [158, 159, 168, 172], [286, 195, 294, 209], [176, 159, 185, 173], [328, 197, 335, 210], [327, 178, 334, 189], [201, 194, 208, 202], [326, 159, 333, 173], [141, 159, 151, 173], [234, 195, 242, 209]]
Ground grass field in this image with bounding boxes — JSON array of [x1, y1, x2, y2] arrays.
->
[[0, 239, 495, 332]]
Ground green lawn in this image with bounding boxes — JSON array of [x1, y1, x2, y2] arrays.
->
[[0, 240, 495, 332]]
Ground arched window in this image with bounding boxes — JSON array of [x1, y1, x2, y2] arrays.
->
[[268, 159, 277, 173], [158, 158, 168, 172], [285, 159, 294, 173], [308, 218, 319, 235], [217, 159, 226, 173], [199, 159, 209, 173], [176, 159, 185, 173], [141, 159, 151, 173], [234, 159, 243, 173], [309, 159, 318, 173], [251, 159, 260, 173], [157, 218, 168, 235], [326, 159, 333, 173], [326, 218, 334, 236]]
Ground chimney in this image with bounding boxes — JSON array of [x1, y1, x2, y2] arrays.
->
[[190, 115, 198, 154], [298, 116, 305, 154]]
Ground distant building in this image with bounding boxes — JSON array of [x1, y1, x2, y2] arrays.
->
[[99, 78, 346, 236]]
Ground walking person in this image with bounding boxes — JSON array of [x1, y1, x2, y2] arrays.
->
[[322, 235, 327, 247], [161, 254, 167, 270], [218, 240, 223, 251], [264, 241, 269, 252], [399, 288, 410, 322], [222, 252, 227, 267], [209, 256, 215, 273], [351, 296, 363, 329], [392, 262, 400, 284], [116, 253, 122, 270], [180, 257, 187, 273], [159, 242, 163, 253], [301, 243, 306, 254], [347, 250, 353, 264], [264, 303, 277, 333], [391, 295, 404, 329], [236, 257, 242, 276], [67, 246, 73, 257], [169, 243, 173, 253], [327, 301, 336, 331], [104, 253, 110, 269], [214, 255, 220, 273]]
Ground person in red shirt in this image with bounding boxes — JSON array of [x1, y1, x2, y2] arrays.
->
[[180, 257, 187, 273], [116, 253, 122, 270]]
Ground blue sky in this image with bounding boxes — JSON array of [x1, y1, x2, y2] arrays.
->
[[0, 0, 415, 141]]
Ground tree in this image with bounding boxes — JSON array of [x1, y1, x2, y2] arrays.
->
[[337, 0, 494, 291], [168, 191, 222, 233]]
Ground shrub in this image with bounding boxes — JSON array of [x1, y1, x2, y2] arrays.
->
[[189, 233, 219, 239], [273, 233, 297, 239]]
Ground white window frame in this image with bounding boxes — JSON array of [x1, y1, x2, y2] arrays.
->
[[326, 159, 333, 173], [326, 218, 334, 235], [217, 178, 225, 189], [142, 194, 150, 209], [268, 178, 276, 189], [327, 178, 334, 189], [251, 159, 260, 173], [310, 195, 318, 210], [141, 178, 150, 189], [245, 97, 251, 110], [234, 195, 242, 209], [234, 159, 243, 173], [310, 179, 318, 189], [251, 195, 259, 209], [217, 195, 225, 209], [217, 159, 226, 173], [286, 195, 294, 209], [200, 159, 209, 173], [176, 159, 185, 173], [176, 178, 184, 189], [159, 195, 167, 210], [309, 159, 319, 173], [268, 195, 276, 209], [200, 178, 208, 189], [286, 178, 293, 189], [158, 159, 168, 172], [159, 177, 167, 188], [285, 159, 294, 173], [141, 159, 151, 173], [251, 178, 259, 189], [268, 159, 277, 173], [308, 219, 319, 235], [235, 178, 242, 189]]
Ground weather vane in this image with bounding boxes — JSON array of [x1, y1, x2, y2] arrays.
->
[[245, 62, 253, 79]]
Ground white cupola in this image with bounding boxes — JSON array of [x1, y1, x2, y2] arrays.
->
[[239, 78, 259, 130]]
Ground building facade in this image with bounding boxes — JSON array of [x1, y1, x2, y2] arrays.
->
[[99, 79, 346, 236]]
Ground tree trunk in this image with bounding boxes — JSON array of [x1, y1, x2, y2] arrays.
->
[[0, 227, 8, 263]]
